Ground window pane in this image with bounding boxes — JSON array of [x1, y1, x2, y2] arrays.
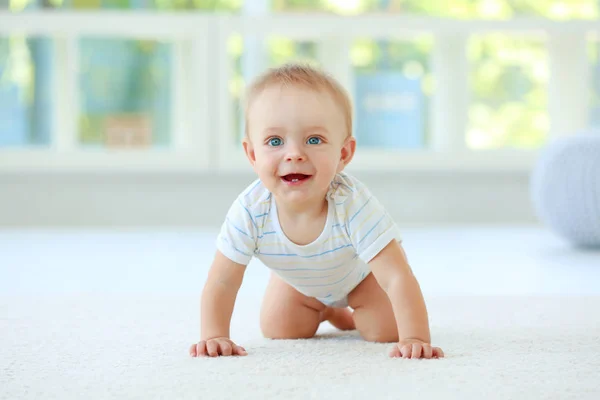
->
[[351, 37, 432, 149], [149, 0, 243, 11], [0, 36, 52, 148], [79, 38, 172, 148], [467, 35, 548, 150], [229, 34, 319, 144], [589, 38, 600, 127]]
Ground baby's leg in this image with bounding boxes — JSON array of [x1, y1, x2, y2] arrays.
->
[[260, 273, 325, 339], [347, 272, 399, 343], [260, 273, 354, 339]]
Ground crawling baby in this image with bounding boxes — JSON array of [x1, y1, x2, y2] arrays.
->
[[189, 63, 444, 359]]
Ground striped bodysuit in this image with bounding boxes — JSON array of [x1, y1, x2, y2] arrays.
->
[[216, 172, 402, 307]]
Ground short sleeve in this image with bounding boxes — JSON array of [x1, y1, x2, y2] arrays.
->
[[216, 197, 258, 265], [342, 180, 402, 263]]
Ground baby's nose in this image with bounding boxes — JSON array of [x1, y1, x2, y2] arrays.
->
[[285, 153, 306, 162], [285, 145, 306, 162]]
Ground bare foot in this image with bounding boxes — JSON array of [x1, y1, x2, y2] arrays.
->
[[321, 307, 355, 331]]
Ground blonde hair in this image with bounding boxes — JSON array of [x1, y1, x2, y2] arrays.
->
[[243, 63, 353, 137]]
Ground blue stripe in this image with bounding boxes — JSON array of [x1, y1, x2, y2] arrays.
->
[[222, 237, 252, 258], [304, 244, 353, 258], [238, 199, 258, 230], [349, 196, 372, 224], [257, 231, 276, 239], [267, 257, 357, 272], [294, 263, 357, 288], [258, 243, 352, 258], [227, 218, 253, 239], [255, 213, 268, 218], [257, 252, 298, 257], [357, 214, 386, 246], [287, 272, 341, 281]]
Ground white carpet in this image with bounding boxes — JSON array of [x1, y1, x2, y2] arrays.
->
[[2, 293, 600, 399]]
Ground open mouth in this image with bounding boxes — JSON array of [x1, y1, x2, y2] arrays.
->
[[281, 173, 312, 183]]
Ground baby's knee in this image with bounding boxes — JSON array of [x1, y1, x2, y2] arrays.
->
[[359, 327, 398, 343], [260, 315, 317, 339], [260, 304, 320, 339]]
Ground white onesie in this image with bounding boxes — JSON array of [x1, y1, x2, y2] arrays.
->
[[216, 172, 402, 308]]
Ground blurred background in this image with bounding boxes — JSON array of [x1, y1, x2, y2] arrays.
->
[[0, 0, 598, 227]]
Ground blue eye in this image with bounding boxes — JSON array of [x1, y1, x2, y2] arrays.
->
[[307, 136, 322, 145], [268, 137, 283, 147]]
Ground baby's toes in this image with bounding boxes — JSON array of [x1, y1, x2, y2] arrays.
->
[[195, 341, 208, 357], [422, 344, 433, 359], [432, 347, 445, 358], [220, 341, 233, 356], [234, 345, 248, 356], [389, 345, 402, 358]]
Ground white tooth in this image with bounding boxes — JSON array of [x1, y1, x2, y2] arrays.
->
[[292, 179, 298, 182]]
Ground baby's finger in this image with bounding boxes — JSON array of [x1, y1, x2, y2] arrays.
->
[[432, 347, 445, 358], [389, 345, 402, 358], [411, 343, 423, 359], [219, 341, 233, 356], [196, 341, 208, 357], [422, 344, 433, 359], [401, 344, 412, 358], [189, 343, 197, 357], [207, 340, 220, 357], [234, 345, 248, 356]]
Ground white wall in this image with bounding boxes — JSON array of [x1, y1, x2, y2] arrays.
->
[[0, 170, 537, 227]]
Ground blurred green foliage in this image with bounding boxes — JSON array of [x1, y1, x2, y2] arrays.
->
[[4, 0, 599, 149]]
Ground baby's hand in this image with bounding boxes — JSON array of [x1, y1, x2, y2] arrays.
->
[[189, 337, 248, 357], [390, 338, 444, 359]]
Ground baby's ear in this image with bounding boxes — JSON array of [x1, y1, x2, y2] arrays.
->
[[337, 136, 356, 172], [243, 137, 256, 166]]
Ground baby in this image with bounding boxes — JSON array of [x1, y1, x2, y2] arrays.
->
[[189, 63, 444, 359]]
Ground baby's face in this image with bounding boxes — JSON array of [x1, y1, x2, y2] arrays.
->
[[243, 84, 355, 206]]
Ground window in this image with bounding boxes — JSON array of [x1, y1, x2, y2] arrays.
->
[[1, 0, 241, 149], [270, 0, 597, 150], [351, 37, 433, 149], [467, 35, 548, 149], [589, 37, 600, 128], [2, 0, 598, 164], [79, 38, 173, 148], [0, 35, 53, 148]]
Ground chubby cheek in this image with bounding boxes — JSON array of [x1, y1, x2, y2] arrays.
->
[[313, 152, 339, 181], [253, 153, 280, 184]]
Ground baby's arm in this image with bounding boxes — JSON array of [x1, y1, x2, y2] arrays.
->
[[369, 241, 444, 359], [189, 250, 248, 357]]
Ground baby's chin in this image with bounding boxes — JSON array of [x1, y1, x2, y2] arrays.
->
[[276, 183, 330, 202]]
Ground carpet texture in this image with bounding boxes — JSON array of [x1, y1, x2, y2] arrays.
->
[[2, 294, 600, 400]]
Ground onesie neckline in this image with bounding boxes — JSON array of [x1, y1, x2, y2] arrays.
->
[[270, 191, 334, 253]]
